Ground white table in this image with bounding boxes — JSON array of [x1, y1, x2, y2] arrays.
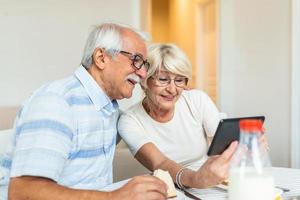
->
[[102, 167, 300, 200]]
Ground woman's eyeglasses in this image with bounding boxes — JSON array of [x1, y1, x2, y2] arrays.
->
[[151, 75, 188, 88]]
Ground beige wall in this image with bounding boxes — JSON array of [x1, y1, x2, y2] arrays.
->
[[151, 0, 197, 87], [0, 0, 143, 111], [200, 0, 217, 102], [150, 0, 218, 100], [169, 0, 197, 86], [151, 0, 169, 42], [219, 0, 291, 167]]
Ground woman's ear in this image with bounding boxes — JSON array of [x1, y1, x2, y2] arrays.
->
[[92, 48, 106, 69]]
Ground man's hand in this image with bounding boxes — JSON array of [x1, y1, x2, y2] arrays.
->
[[9, 175, 167, 200], [109, 175, 168, 200], [192, 141, 238, 188]]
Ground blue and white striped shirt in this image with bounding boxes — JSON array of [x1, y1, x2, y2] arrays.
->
[[0, 66, 119, 199]]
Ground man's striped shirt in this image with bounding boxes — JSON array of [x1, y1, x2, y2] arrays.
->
[[0, 66, 119, 199]]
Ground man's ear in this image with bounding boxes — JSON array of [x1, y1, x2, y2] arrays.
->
[[92, 48, 106, 69]]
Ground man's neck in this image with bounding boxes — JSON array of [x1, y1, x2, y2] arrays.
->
[[86, 65, 114, 101]]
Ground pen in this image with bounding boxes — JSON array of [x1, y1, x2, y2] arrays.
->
[[182, 190, 202, 200], [276, 186, 290, 193], [175, 185, 202, 200]]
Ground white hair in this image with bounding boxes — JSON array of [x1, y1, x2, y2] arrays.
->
[[142, 43, 192, 88], [81, 23, 148, 68]]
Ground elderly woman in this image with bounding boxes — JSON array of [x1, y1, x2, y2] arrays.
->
[[118, 43, 237, 189]]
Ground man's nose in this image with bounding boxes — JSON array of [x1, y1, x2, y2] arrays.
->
[[135, 67, 147, 79]]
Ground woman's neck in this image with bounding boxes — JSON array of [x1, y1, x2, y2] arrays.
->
[[142, 98, 175, 123]]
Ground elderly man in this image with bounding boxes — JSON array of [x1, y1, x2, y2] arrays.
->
[[0, 23, 167, 200]]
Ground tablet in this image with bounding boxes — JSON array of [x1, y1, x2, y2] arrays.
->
[[207, 116, 265, 156]]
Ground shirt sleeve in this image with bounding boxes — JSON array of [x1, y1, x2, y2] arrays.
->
[[117, 112, 152, 156], [10, 93, 74, 182], [184, 90, 220, 137], [200, 92, 220, 137]]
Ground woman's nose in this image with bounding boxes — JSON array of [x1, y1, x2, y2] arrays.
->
[[165, 81, 177, 93]]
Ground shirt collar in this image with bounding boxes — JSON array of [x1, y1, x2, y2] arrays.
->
[[74, 65, 119, 112]]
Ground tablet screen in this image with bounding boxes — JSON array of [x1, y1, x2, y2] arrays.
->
[[207, 116, 265, 156]]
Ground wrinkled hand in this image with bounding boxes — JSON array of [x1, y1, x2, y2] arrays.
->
[[109, 176, 168, 200], [193, 141, 238, 188]]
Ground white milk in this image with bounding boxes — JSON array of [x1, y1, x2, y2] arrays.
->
[[228, 168, 275, 200]]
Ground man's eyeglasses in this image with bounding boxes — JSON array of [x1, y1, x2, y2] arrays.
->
[[151, 75, 188, 88], [119, 50, 150, 71]]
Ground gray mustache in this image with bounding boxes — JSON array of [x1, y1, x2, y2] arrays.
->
[[126, 74, 140, 83]]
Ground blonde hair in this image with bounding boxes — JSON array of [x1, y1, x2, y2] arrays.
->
[[142, 43, 192, 88]]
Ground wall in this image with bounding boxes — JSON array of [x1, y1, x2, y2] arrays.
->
[[169, 0, 197, 86], [0, 0, 143, 111], [150, 0, 197, 87], [151, 0, 169, 42], [291, 0, 300, 168], [219, 0, 291, 167], [196, 0, 217, 102]]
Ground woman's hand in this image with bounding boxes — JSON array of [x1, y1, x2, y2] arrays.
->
[[259, 133, 269, 151], [192, 141, 238, 188]]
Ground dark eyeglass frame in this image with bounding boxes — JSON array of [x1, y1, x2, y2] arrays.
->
[[151, 75, 188, 88], [119, 50, 150, 71]]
